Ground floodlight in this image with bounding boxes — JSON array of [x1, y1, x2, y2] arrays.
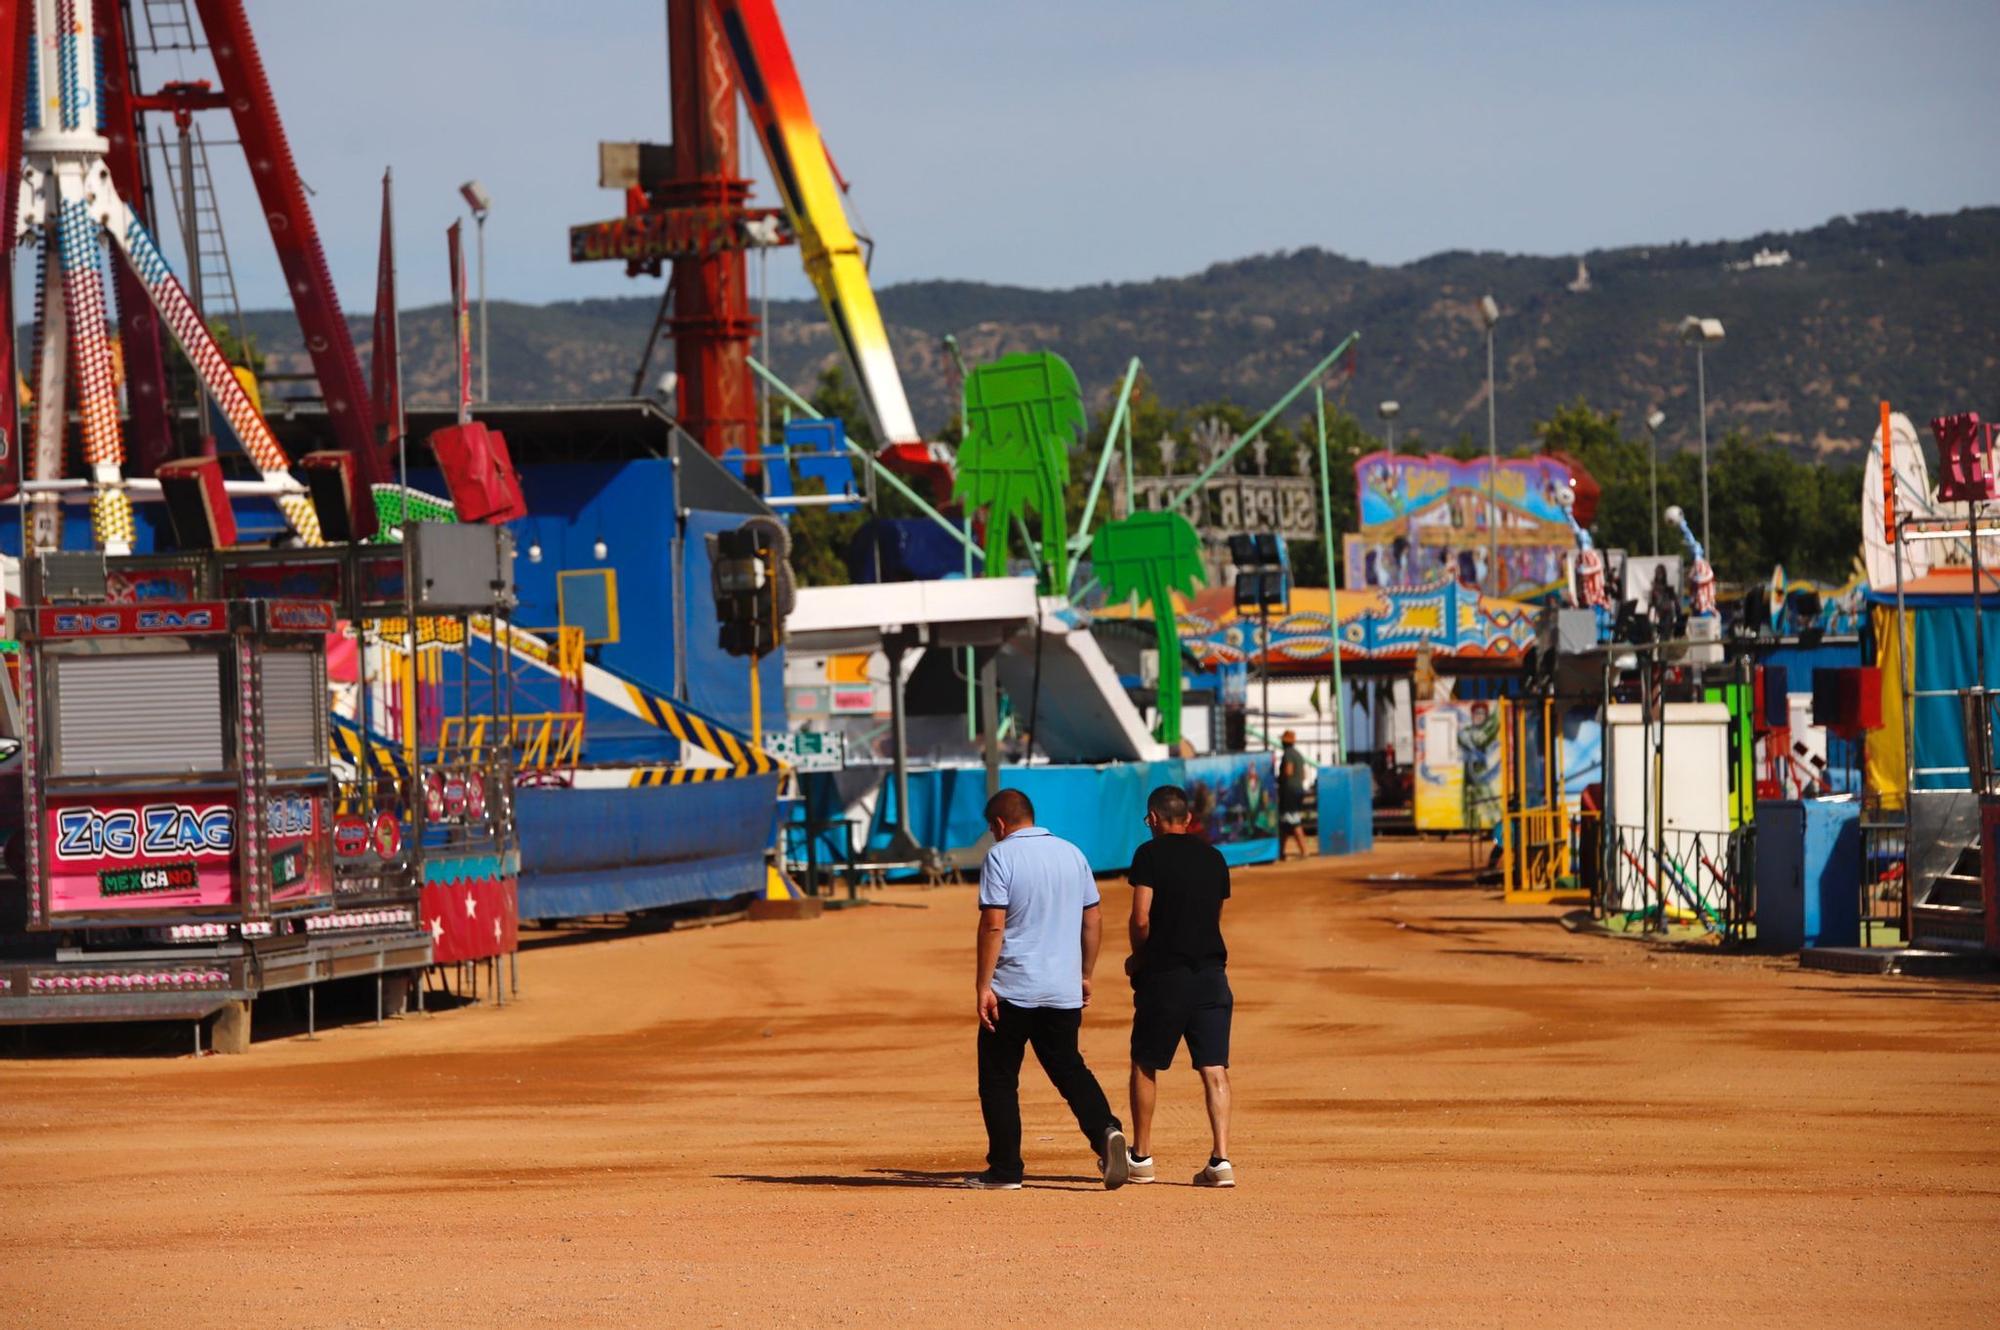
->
[[1478, 295, 1500, 329], [459, 179, 493, 214], [1646, 409, 1666, 431]]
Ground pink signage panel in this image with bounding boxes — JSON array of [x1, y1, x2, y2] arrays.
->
[[47, 794, 240, 914]]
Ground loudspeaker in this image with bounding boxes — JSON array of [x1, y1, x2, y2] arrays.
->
[[1761, 665, 1788, 727], [155, 456, 236, 550], [429, 421, 527, 525], [1811, 668, 1844, 729], [1223, 707, 1247, 753], [1813, 666, 1884, 736], [300, 450, 380, 543], [1852, 666, 1882, 732]]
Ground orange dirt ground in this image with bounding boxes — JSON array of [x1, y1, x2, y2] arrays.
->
[[3, 838, 1997, 1328]]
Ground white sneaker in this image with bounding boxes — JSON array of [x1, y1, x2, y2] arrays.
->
[[1126, 1153, 1156, 1184], [1100, 1128, 1131, 1190], [964, 1171, 1022, 1190], [1193, 1159, 1235, 1188]]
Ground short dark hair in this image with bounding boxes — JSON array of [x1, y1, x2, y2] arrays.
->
[[1146, 785, 1190, 822], [985, 788, 1035, 827]]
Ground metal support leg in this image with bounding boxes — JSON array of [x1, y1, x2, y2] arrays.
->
[[375, 974, 384, 1025], [510, 950, 518, 998], [193, 1020, 202, 1057], [307, 985, 316, 1040], [495, 957, 504, 1008]]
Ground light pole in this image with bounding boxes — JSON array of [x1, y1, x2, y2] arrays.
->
[[742, 214, 786, 446], [1645, 409, 1665, 556], [1378, 399, 1400, 453], [1679, 316, 1724, 556], [460, 180, 493, 402], [1479, 295, 1500, 595]]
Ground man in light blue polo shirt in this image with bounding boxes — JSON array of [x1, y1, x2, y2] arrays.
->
[[967, 788, 1129, 1190]]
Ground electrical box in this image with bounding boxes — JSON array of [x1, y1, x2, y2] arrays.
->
[[408, 522, 515, 611]]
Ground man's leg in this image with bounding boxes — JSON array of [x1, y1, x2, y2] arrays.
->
[[1023, 1006, 1121, 1154], [1197, 1064, 1232, 1161], [976, 1001, 1032, 1181], [1130, 1062, 1159, 1158], [1185, 969, 1235, 1171]]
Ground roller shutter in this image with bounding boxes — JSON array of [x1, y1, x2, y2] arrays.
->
[[261, 651, 328, 770], [53, 653, 226, 776]]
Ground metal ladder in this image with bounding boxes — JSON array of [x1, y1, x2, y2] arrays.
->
[[151, 121, 248, 355], [136, 0, 201, 53]]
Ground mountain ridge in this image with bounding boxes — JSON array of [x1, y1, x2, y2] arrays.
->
[[230, 205, 1999, 457]]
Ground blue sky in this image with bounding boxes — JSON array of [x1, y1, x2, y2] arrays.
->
[[120, 0, 2000, 309]]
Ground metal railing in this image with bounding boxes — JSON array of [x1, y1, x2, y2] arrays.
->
[[439, 712, 585, 777], [1600, 821, 1755, 941]]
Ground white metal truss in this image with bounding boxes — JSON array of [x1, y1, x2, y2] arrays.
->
[[15, 0, 317, 553]]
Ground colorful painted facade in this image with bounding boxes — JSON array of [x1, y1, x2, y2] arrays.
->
[[1097, 582, 1537, 669], [1346, 451, 1584, 602]]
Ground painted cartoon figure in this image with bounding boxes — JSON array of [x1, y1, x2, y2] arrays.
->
[[1663, 505, 1716, 617], [1556, 482, 1611, 638]]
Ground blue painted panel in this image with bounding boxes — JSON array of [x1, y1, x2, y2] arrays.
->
[[499, 462, 680, 701], [867, 759, 1279, 874], [515, 777, 779, 918]]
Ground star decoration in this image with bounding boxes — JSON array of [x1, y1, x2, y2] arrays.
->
[[428, 916, 444, 943], [463, 891, 478, 920]]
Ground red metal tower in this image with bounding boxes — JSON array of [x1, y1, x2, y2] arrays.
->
[[661, 0, 759, 459]]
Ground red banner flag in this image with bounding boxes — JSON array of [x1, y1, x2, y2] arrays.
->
[[370, 169, 401, 452], [449, 220, 472, 424]]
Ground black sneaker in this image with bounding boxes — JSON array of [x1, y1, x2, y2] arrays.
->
[[964, 1170, 1023, 1190]]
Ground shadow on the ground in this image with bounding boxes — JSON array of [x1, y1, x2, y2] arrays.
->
[[1812, 981, 2000, 1001], [721, 1168, 1101, 1190], [1439, 946, 1591, 966], [1428, 914, 1568, 928]]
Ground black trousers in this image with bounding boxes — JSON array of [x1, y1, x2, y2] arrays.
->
[[977, 999, 1121, 1182]]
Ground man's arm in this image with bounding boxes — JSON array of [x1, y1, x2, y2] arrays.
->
[[1079, 903, 1102, 1005], [975, 906, 1006, 1030], [1126, 885, 1153, 976]]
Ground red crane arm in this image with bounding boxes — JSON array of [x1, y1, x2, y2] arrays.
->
[[189, 0, 385, 485]]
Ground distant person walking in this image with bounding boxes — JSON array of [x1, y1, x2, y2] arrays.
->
[[1278, 729, 1311, 860], [1123, 784, 1236, 1187], [968, 788, 1129, 1190]]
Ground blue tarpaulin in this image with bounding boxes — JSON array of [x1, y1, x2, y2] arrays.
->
[[1895, 603, 2000, 789]]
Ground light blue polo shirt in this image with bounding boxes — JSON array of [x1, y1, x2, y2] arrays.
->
[[979, 826, 1100, 1009]]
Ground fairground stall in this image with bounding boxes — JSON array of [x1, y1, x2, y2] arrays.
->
[[0, 528, 521, 1048]]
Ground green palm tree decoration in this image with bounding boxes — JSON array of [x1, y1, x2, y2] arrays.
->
[[1091, 510, 1205, 746], [953, 352, 1086, 590]]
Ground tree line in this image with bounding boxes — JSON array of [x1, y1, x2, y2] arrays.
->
[[783, 368, 1865, 591]]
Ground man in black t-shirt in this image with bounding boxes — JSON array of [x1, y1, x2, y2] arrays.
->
[[1120, 784, 1236, 1188], [1278, 730, 1311, 861]]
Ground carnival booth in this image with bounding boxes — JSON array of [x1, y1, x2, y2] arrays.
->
[[0, 529, 523, 1043]]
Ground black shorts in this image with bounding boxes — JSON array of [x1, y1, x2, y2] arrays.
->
[[1131, 966, 1232, 1070]]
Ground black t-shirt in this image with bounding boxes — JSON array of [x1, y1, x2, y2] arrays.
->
[[1128, 833, 1230, 975], [1279, 745, 1309, 810]]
